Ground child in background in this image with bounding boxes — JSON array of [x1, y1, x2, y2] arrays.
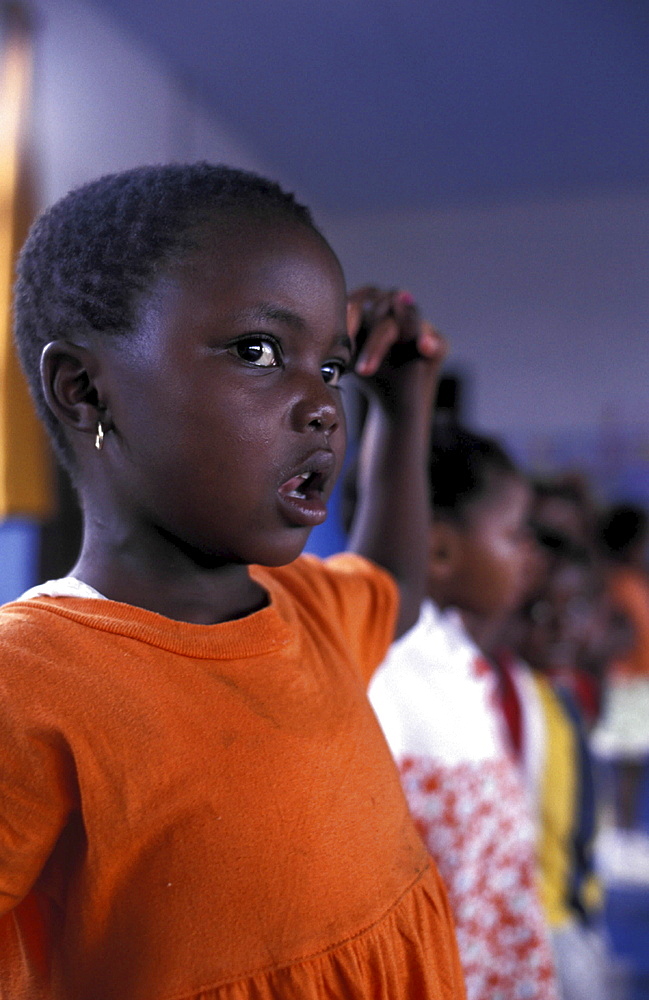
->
[[370, 424, 559, 1000], [592, 504, 649, 875], [529, 479, 614, 728], [531, 476, 597, 555], [498, 535, 610, 1000], [0, 164, 465, 1000]]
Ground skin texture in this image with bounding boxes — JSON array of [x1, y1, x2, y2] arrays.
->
[[41, 216, 445, 629]]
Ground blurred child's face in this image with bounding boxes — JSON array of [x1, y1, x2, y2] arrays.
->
[[452, 475, 533, 619], [518, 562, 594, 672], [92, 216, 351, 567], [532, 494, 587, 548]]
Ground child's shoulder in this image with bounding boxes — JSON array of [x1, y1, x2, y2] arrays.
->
[[0, 576, 104, 629], [0, 590, 59, 635], [254, 551, 397, 607], [255, 553, 399, 683], [0, 595, 82, 719]]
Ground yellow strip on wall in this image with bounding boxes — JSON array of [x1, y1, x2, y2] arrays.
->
[[0, 3, 51, 519]]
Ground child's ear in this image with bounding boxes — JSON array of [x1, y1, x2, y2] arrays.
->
[[40, 340, 106, 439], [427, 520, 463, 584]]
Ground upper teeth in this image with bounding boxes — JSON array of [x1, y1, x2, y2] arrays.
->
[[286, 471, 312, 498]]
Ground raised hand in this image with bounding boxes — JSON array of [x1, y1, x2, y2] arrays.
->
[[346, 286, 450, 638], [347, 286, 447, 385]]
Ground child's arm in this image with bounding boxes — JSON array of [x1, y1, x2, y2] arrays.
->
[[346, 287, 447, 639]]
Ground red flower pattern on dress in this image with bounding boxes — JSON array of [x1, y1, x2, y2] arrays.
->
[[400, 755, 558, 1000]]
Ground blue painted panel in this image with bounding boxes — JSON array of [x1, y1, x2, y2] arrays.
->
[[304, 477, 348, 559], [0, 520, 39, 604]]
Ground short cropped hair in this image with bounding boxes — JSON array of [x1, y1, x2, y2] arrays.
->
[[429, 423, 519, 524], [14, 162, 318, 466]]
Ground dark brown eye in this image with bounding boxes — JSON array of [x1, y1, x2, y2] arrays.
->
[[234, 338, 280, 367], [321, 360, 346, 386]]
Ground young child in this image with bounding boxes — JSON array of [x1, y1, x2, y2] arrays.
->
[[502, 534, 610, 1000], [528, 479, 611, 728], [592, 504, 649, 875], [0, 164, 465, 1000], [370, 424, 559, 1000]]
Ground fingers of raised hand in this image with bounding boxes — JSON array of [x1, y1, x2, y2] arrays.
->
[[347, 286, 446, 377], [347, 287, 392, 340], [355, 314, 401, 376], [416, 321, 448, 365]]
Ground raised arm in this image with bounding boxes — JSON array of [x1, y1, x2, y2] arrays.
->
[[346, 288, 447, 639]]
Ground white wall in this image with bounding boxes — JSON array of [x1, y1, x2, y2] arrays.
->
[[29, 0, 277, 207], [322, 190, 649, 438]]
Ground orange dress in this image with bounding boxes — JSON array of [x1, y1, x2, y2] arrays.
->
[[0, 554, 465, 1000]]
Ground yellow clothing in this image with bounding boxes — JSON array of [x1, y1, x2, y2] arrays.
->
[[535, 677, 578, 927], [0, 553, 465, 1000], [520, 673, 601, 929]]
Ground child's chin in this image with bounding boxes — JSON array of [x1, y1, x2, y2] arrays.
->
[[253, 532, 312, 568]]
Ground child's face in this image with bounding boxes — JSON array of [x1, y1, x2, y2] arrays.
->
[[453, 475, 533, 619], [532, 494, 587, 547], [519, 562, 594, 672], [91, 216, 351, 568]]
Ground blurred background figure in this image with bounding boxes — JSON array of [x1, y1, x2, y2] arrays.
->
[[496, 533, 613, 1000], [471, 477, 649, 999], [370, 423, 560, 1000], [459, 471, 615, 1000], [591, 505, 649, 886], [531, 476, 598, 555], [526, 478, 625, 731]]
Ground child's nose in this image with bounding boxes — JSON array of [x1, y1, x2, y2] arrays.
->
[[291, 376, 340, 436]]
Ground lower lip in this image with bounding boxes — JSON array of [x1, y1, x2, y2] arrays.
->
[[277, 490, 328, 528]]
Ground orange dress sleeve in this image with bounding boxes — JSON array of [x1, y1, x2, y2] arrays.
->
[[257, 553, 399, 688]]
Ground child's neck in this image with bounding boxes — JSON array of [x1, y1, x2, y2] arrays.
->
[[459, 608, 507, 656], [71, 540, 269, 625]]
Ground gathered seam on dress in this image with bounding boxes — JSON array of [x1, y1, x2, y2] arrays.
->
[[165, 862, 433, 1000]]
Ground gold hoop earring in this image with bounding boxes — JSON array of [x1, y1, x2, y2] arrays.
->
[[95, 420, 105, 451]]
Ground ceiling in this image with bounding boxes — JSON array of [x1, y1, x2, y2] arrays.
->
[[87, 0, 649, 214]]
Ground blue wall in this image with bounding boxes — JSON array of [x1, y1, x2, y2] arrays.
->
[[0, 520, 39, 604]]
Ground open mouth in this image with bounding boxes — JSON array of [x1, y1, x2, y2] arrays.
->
[[277, 452, 335, 527], [281, 469, 325, 500]]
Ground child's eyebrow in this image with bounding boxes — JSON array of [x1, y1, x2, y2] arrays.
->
[[234, 304, 307, 331], [234, 305, 352, 353]]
